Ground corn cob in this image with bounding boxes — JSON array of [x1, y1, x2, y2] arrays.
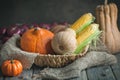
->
[[74, 23, 101, 54], [70, 13, 95, 35]]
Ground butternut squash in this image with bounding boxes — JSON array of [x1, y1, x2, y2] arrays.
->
[[95, 0, 120, 53]]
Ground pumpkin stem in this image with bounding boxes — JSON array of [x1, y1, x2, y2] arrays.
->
[[11, 59, 14, 64], [34, 28, 37, 31], [32, 27, 40, 35], [34, 27, 39, 31]]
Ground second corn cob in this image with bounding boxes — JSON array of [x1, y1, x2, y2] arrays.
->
[[74, 23, 101, 54]]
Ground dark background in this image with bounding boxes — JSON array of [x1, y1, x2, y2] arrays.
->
[[0, 0, 120, 27]]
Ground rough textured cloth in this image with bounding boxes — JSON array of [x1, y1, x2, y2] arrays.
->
[[32, 40, 117, 80], [32, 51, 117, 80], [0, 34, 38, 69], [0, 34, 117, 80]]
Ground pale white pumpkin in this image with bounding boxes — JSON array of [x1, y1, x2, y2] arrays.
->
[[51, 28, 77, 55]]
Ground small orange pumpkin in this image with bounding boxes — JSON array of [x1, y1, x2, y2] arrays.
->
[[20, 27, 54, 54], [1, 59, 23, 76]]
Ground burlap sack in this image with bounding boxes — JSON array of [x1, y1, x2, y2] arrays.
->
[[32, 39, 117, 80], [0, 34, 38, 69], [32, 51, 117, 80], [0, 34, 117, 80]]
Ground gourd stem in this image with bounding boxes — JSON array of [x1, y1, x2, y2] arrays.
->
[[34, 27, 39, 31], [104, 0, 108, 5], [11, 58, 14, 64]]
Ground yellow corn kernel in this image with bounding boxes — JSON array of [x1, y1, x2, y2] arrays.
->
[[74, 23, 100, 54], [70, 13, 95, 34], [77, 24, 99, 45]]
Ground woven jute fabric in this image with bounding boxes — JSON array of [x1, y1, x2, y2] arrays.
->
[[0, 34, 88, 68], [32, 40, 117, 80], [0, 34, 38, 69], [32, 51, 117, 80], [0, 34, 117, 80]]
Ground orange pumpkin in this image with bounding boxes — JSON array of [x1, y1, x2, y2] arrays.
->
[[20, 27, 54, 54], [1, 59, 23, 76]]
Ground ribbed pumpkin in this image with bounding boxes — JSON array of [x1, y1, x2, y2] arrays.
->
[[20, 27, 54, 55], [1, 59, 23, 76]]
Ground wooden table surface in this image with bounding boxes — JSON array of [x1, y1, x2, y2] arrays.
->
[[0, 53, 120, 80]]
